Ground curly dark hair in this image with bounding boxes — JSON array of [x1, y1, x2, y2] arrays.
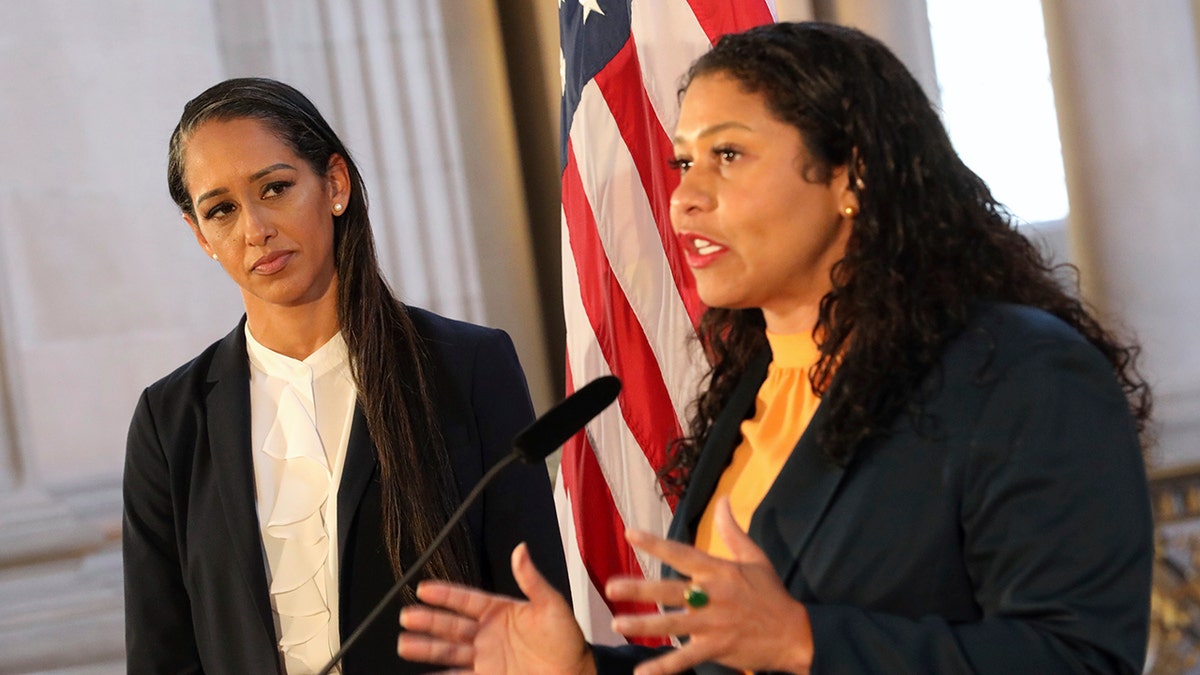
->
[[662, 22, 1152, 494]]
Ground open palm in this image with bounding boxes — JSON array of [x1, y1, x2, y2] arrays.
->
[[398, 543, 594, 675]]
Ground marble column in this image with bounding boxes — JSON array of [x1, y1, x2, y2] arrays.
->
[[815, 0, 939, 103], [0, 1, 231, 670], [1042, 0, 1200, 468]]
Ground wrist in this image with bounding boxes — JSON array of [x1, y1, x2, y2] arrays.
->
[[783, 601, 814, 674], [576, 644, 597, 675]]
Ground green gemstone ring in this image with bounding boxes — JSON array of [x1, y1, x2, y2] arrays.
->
[[683, 585, 709, 609]]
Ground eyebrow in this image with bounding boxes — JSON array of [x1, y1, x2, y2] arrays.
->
[[673, 121, 753, 145], [194, 163, 298, 206]]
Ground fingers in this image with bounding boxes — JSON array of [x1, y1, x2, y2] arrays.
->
[[611, 607, 704, 638], [712, 497, 769, 564], [511, 541, 564, 608], [605, 576, 690, 608], [625, 529, 717, 577], [395, 632, 474, 667], [633, 643, 714, 675], [398, 605, 480, 666], [399, 582, 494, 669], [399, 605, 478, 642], [415, 580, 500, 619]]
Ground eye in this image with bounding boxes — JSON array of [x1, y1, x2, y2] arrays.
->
[[203, 201, 235, 221], [262, 180, 293, 199], [714, 146, 741, 164], [668, 157, 693, 175]]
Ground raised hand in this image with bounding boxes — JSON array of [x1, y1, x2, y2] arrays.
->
[[397, 542, 595, 675], [605, 497, 814, 675]]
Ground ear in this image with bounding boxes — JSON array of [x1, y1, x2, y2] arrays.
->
[[326, 153, 352, 213], [183, 213, 216, 259], [831, 164, 860, 218]]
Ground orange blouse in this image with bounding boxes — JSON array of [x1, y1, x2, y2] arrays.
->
[[694, 330, 822, 560]]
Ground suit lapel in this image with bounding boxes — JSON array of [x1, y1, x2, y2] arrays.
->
[[672, 350, 772, 544], [337, 404, 377, 568], [204, 319, 276, 646], [749, 382, 849, 589], [669, 347, 852, 591], [669, 350, 776, 675]]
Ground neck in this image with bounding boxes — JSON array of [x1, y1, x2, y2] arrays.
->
[[762, 301, 820, 335], [243, 288, 341, 360]]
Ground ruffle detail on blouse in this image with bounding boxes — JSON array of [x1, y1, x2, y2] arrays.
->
[[261, 370, 336, 673]]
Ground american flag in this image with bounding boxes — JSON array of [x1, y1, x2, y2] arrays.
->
[[554, 0, 777, 646]]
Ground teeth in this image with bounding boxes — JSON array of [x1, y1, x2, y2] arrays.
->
[[691, 237, 723, 256], [694, 238, 723, 255]]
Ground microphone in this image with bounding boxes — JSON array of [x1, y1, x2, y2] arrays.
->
[[316, 375, 621, 674], [513, 374, 621, 461]]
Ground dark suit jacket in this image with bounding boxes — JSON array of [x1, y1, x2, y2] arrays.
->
[[595, 304, 1152, 674], [124, 307, 569, 674]]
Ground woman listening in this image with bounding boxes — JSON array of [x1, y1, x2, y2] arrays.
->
[[123, 77, 569, 674]]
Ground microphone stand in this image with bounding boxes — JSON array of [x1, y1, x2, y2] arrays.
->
[[315, 374, 620, 674], [315, 451, 519, 675]]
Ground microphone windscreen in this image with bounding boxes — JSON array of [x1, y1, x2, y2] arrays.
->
[[512, 375, 621, 462]]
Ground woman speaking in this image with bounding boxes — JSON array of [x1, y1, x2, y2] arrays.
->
[[397, 21, 1153, 675]]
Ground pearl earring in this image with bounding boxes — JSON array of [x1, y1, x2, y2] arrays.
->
[[211, 253, 218, 260], [333, 203, 343, 214], [843, 206, 855, 217]]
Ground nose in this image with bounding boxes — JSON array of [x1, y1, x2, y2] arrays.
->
[[669, 167, 715, 224], [242, 204, 277, 247]]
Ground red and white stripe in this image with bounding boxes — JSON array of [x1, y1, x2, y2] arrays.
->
[[554, 0, 777, 646]]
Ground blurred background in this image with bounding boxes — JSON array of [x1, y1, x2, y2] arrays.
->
[[0, 0, 1197, 672]]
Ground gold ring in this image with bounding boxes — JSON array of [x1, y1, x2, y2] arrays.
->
[[683, 585, 709, 609]]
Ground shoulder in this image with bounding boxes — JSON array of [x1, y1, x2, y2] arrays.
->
[[932, 303, 1135, 455], [403, 305, 527, 403], [405, 305, 517, 359], [907, 303, 1128, 446], [941, 302, 1101, 377], [137, 323, 243, 418], [405, 305, 508, 342], [973, 302, 1089, 345]]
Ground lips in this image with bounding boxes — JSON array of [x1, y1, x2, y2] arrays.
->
[[251, 250, 294, 275], [678, 232, 728, 268]]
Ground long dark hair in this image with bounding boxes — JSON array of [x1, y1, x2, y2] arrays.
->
[[167, 78, 475, 590], [664, 22, 1152, 493]]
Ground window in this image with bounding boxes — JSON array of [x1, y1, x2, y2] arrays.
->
[[926, 0, 1068, 227]]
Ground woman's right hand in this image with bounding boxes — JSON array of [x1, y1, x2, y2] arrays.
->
[[398, 542, 595, 675]]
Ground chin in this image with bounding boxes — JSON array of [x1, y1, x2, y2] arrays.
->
[[695, 287, 745, 310], [695, 287, 726, 309], [700, 300, 755, 315]]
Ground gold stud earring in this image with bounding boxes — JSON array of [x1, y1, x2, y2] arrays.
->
[[844, 206, 856, 217]]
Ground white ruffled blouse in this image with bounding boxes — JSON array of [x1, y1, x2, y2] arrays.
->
[[246, 327, 356, 674]]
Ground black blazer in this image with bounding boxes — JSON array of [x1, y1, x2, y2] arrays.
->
[[123, 307, 569, 674], [595, 304, 1152, 674]]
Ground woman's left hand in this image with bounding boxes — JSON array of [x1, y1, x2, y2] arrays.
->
[[605, 497, 813, 675]]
